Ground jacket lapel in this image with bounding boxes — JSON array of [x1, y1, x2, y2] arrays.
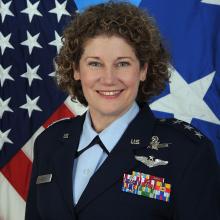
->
[[75, 105, 156, 213], [52, 115, 85, 217]]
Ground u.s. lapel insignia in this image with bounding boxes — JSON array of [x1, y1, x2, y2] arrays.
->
[[63, 133, 69, 139], [135, 155, 168, 168], [131, 139, 140, 145], [148, 136, 171, 150]]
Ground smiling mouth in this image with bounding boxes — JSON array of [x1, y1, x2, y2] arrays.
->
[[97, 90, 123, 97]]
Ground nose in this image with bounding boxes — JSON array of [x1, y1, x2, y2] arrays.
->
[[100, 66, 117, 85]]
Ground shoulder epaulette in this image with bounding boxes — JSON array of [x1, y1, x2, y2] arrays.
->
[[47, 117, 72, 128], [157, 118, 208, 142]]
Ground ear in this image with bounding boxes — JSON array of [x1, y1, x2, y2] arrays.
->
[[72, 63, 80, 80], [73, 63, 81, 80], [74, 70, 80, 80], [140, 63, 148, 82]]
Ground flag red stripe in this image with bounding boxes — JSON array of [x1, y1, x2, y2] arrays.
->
[[1, 150, 32, 201], [0, 104, 75, 203], [43, 103, 75, 128]]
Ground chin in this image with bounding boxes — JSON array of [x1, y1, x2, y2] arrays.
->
[[98, 106, 129, 117]]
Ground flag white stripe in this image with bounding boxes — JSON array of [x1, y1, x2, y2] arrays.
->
[[0, 173, 26, 220], [64, 96, 87, 116], [22, 126, 45, 162]]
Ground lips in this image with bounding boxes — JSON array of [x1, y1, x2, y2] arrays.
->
[[97, 90, 123, 97]]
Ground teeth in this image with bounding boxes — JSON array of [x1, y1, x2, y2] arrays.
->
[[98, 90, 121, 96]]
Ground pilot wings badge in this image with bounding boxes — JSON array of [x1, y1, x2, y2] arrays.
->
[[135, 155, 168, 168]]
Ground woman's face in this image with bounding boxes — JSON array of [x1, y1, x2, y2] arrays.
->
[[74, 35, 148, 122]]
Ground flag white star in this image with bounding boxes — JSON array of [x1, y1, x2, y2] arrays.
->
[[49, 58, 58, 77], [150, 66, 220, 125], [49, 0, 70, 22], [0, 97, 13, 118], [20, 95, 42, 117], [201, 0, 220, 5], [21, 0, 42, 22], [48, 31, 63, 53], [49, 71, 55, 77], [0, 0, 14, 22], [0, 129, 13, 151], [21, 63, 42, 86], [0, 32, 14, 55], [20, 31, 42, 54], [0, 64, 14, 87]]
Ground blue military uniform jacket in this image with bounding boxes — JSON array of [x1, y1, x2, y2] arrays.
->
[[25, 105, 220, 220]]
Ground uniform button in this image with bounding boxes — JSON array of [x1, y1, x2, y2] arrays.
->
[[83, 169, 91, 176]]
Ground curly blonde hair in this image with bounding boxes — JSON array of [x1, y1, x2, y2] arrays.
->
[[55, 1, 170, 106]]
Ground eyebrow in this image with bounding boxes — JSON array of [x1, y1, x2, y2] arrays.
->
[[117, 57, 134, 61], [84, 56, 135, 61], [84, 56, 100, 60]]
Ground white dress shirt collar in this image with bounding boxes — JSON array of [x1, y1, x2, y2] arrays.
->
[[77, 102, 139, 153]]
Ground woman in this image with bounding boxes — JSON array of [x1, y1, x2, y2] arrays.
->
[[25, 2, 220, 220]]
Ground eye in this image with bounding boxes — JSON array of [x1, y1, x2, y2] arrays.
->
[[117, 61, 130, 67], [88, 61, 102, 67]]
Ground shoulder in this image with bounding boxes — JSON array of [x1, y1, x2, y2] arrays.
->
[[153, 118, 215, 165], [152, 118, 219, 182], [155, 118, 211, 145], [46, 117, 75, 130], [36, 114, 85, 143], [33, 114, 85, 157], [39, 117, 74, 137]]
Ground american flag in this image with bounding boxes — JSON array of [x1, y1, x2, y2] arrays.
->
[[0, 0, 219, 219], [0, 0, 85, 219]]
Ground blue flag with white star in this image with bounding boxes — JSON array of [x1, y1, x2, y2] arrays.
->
[[139, 0, 220, 161], [73, 0, 220, 162]]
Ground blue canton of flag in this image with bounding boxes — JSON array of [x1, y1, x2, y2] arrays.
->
[[0, 0, 76, 167]]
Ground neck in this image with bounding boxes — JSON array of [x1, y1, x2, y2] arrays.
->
[[88, 103, 137, 133], [89, 113, 118, 133], [89, 107, 133, 133]]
